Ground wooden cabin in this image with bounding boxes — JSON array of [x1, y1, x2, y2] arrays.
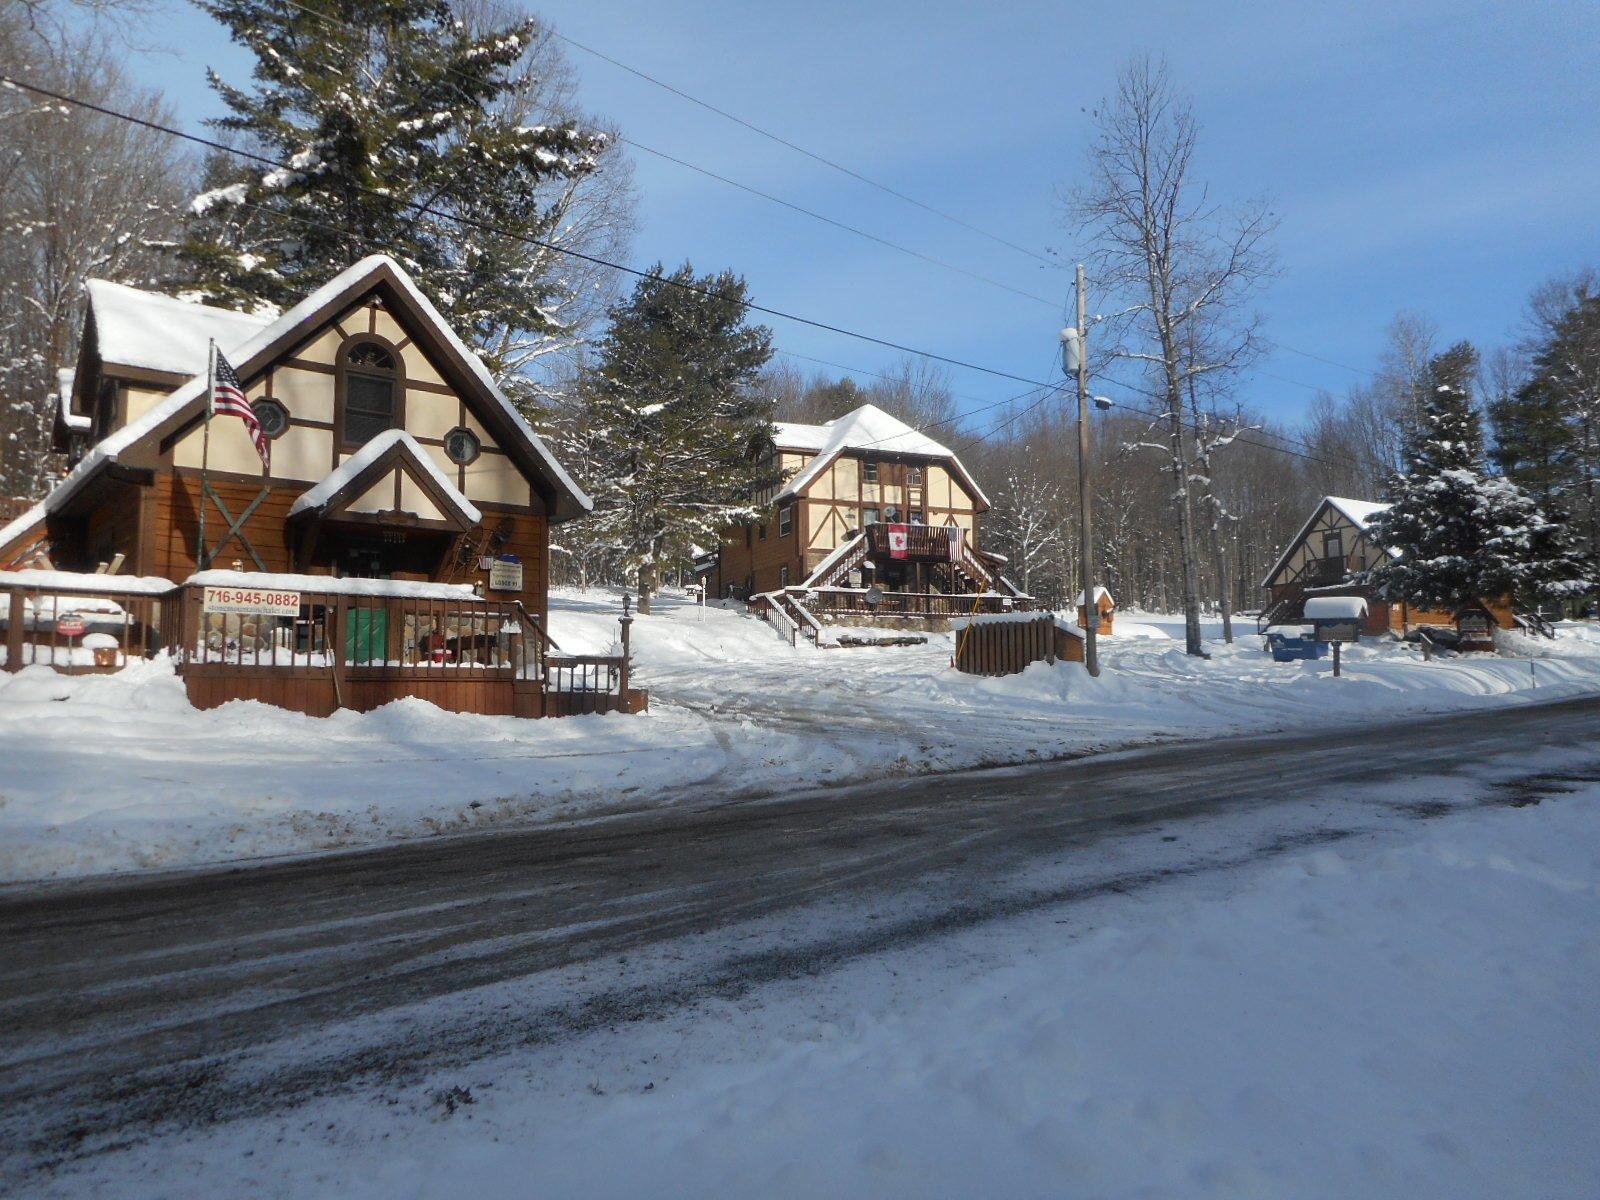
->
[[1259, 496, 1514, 636], [0, 256, 637, 716], [711, 403, 1026, 630], [1076, 586, 1115, 635]]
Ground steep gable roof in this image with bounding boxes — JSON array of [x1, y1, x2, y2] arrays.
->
[[0, 256, 590, 554], [1259, 495, 1399, 589], [773, 403, 990, 508], [289, 429, 481, 528]]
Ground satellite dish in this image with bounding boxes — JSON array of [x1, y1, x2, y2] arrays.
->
[[864, 585, 884, 607]]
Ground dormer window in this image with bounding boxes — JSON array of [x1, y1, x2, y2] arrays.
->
[[863, 460, 878, 483], [340, 337, 402, 446]]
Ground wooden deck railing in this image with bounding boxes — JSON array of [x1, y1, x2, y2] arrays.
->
[[1, 575, 169, 675], [863, 522, 960, 560], [802, 588, 1016, 618]]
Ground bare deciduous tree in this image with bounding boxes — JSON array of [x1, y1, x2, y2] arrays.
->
[[0, 10, 188, 497], [1068, 56, 1276, 655]]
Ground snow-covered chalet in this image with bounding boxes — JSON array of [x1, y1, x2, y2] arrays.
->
[[709, 403, 1027, 633], [1259, 495, 1516, 635], [0, 256, 637, 717]]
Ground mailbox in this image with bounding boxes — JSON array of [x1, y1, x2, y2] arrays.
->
[[1301, 596, 1368, 677], [1311, 618, 1361, 643]]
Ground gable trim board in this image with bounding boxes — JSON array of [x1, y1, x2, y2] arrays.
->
[[1260, 496, 1399, 590], [0, 255, 589, 561]]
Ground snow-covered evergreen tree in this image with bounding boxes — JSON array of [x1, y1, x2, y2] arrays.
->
[[1361, 342, 1590, 611], [580, 264, 778, 611], [178, 0, 609, 410]]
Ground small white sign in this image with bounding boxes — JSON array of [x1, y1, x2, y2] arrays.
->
[[202, 586, 301, 616], [488, 559, 524, 592]]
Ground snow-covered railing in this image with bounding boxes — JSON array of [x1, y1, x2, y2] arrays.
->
[[805, 588, 1016, 619], [760, 592, 801, 646], [1, 571, 173, 675]]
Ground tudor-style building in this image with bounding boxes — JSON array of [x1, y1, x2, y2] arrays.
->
[[0, 256, 637, 717], [1259, 495, 1515, 635], [712, 403, 1025, 630], [1, 255, 587, 617]]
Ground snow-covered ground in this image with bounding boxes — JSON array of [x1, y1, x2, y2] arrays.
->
[[28, 755, 1600, 1199], [3, 588, 1599, 883]]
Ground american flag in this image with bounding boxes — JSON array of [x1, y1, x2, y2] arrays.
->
[[212, 348, 269, 470]]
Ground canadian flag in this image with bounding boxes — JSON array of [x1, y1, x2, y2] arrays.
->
[[887, 523, 910, 559]]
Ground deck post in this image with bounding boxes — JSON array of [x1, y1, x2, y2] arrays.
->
[[618, 593, 633, 710], [329, 599, 350, 712], [5, 588, 24, 673]]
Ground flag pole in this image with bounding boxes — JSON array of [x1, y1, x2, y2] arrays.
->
[[197, 339, 215, 570]]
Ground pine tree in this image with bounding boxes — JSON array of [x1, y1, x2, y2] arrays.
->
[[1361, 342, 1590, 612], [580, 264, 778, 612], [1488, 375, 1574, 506], [178, 0, 607, 406]]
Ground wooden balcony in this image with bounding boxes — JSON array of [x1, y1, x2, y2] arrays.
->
[[862, 522, 960, 560]]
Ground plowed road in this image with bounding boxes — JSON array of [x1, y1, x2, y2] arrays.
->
[[4, 694, 1599, 1182]]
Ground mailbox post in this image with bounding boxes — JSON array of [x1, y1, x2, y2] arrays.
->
[[1303, 596, 1368, 678]]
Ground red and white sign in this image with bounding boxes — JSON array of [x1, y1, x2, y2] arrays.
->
[[887, 524, 910, 559], [55, 613, 88, 638], [201, 586, 301, 616]]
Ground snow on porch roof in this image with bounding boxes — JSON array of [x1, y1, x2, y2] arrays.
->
[[289, 429, 482, 524], [86, 279, 272, 378], [1304, 595, 1369, 619], [773, 404, 990, 507]]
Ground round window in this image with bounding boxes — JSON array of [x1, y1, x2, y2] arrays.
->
[[444, 425, 482, 466], [252, 397, 290, 439]]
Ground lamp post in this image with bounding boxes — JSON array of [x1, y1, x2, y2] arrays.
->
[[1061, 263, 1100, 677]]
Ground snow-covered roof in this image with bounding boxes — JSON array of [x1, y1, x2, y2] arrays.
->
[[1325, 496, 1389, 530], [1259, 496, 1399, 589], [773, 404, 990, 507], [86, 279, 271, 377], [288, 429, 482, 524], [1304, 595, 1369, 620], [1076, 586, 1114, 607], [0, 255, 590, 554]]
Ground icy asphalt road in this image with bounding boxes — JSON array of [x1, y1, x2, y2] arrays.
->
[[3, 693, 1599, 1184]]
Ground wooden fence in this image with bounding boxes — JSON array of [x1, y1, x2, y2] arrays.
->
[[952, 614, 1083, 677]]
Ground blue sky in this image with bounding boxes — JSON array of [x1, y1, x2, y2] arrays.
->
[[101, 0, 1600, 433]]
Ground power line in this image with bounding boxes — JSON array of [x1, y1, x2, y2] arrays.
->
[[544, 28, 1063, 272], [4, 75, 1371, 476], [167, 0, 1371, 397], [235, 0, 1063, 312], [0, 74, 1058, 392], [622, 137, 1061, 309]]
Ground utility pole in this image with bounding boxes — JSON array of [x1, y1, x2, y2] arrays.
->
[[1063, 263, 1100, 677]]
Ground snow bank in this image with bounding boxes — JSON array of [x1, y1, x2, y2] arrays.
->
[[4, 591, 1600, 883]]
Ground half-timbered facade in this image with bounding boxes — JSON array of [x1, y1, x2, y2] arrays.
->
[[0, 256, 637, 716], [1260, 496, 1514, 635], [3, 255, 586, 614], [712, 404, 1025, 631]]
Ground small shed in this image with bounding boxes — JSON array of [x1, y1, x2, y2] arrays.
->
[[1076, 586, 1115, 635]]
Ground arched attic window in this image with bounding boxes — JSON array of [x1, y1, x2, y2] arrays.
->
[[338, 335, 404, 447]]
